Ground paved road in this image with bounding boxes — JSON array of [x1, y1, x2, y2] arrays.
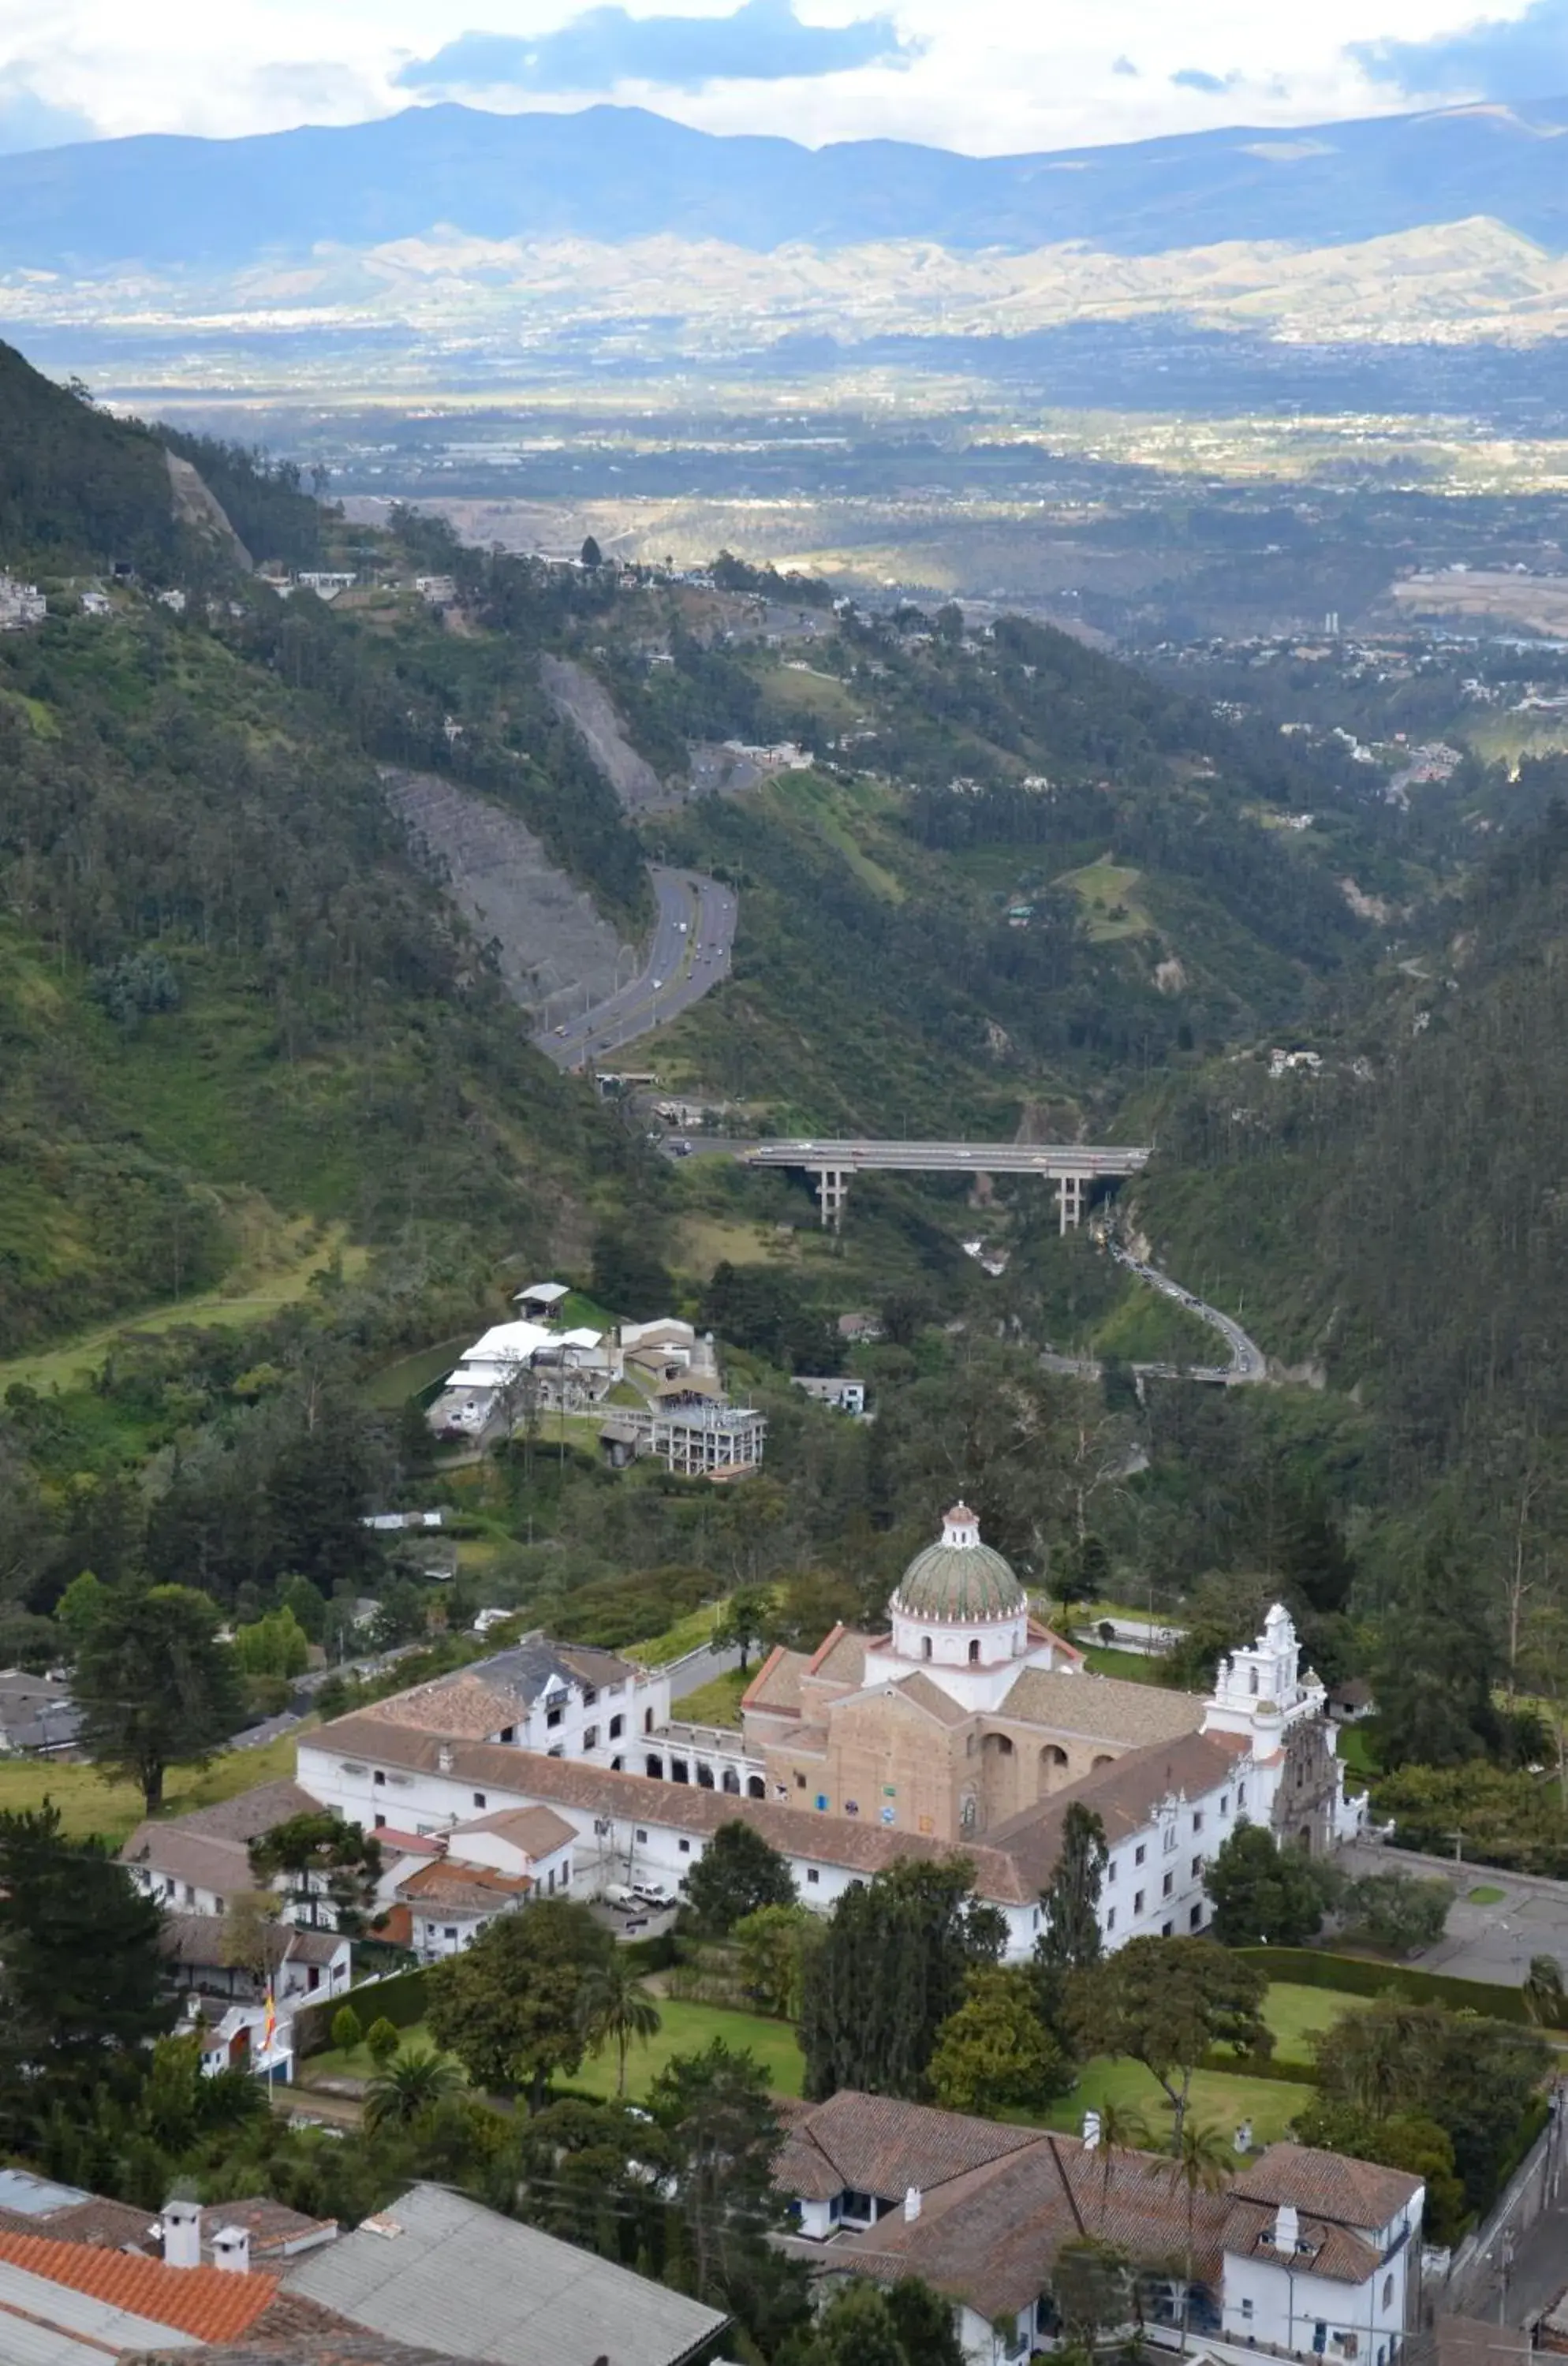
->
[[536, 867, 737, 1070], [1109, 1240, 1268, 1383], [1040, 1245, 1267, 1387]]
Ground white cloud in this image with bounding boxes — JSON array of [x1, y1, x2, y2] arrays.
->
[[0, 0, 1544, 154]]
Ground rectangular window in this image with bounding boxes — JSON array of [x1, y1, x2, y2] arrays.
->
[[373, 1770, 386, 1786], [807, 1868, 819, 1885], [1189, 1903, 1204, 1929], [1192, 1856, 1203, 1880], [1192, 1812, 1204, 1833], [1106, 1859, 1118, 1883], [678, 1838, 691, 1855], [1134, 1889, 1144, 1914], [1162, 1871, 1174, 1898], [548, 1745, 564, 1759], [561, 1860, 570, 1884], [1105, 1905, 1116, 1931], [499, 1726, 515, 1744], [583, 1688, 598, 1707], [1237, 1783, 1247, 1809], [1241, 2301, 1254, 2322], [583, 1726, 599, 1752], [610, 1715, 624, 1739], [547, 1706, 563, 1729], [1220, 1793, 1230, 1815], [374, 1812, 386, 1829], [795, 1772, 807, 1789], [1134, 1843, 1146, 1866], [444, 1925, 458, 1940], [636, 1828, 648, 1843], [1163, 1827, 1178, 1853], [472, 1793, 487, 1810], [1161, 1920, 1174, 1938]]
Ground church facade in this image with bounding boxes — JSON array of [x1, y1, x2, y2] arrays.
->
[[742, 1506, 1362, 1856]]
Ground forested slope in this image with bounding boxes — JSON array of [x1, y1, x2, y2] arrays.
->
[[1133, 777, 1568, 1531]]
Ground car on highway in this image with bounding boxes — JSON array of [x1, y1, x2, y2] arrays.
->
[[652, 976, 663, 989]]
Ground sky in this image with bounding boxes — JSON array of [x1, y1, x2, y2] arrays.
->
[[1, 0, 1566, 159]]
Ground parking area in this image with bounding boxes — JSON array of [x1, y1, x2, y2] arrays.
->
[[1338, 1842, 1568, 1987]]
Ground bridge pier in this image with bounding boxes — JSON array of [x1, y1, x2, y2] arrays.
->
[[812, 1166, 849, 1230], [1057, 1173, 1085, 1235]]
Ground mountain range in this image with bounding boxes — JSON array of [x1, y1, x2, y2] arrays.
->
[[3, 97, 1568, 386], [4, 97, 1568, 270]]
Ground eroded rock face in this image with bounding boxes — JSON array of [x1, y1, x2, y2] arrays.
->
[[382, 767, 631, 1019], [538, 654, 669, 813]]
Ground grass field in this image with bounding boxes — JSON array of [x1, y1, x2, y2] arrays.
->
[[1041, 2055, 1310, 2147], [671, 1666, 751, 1725], [1053, 858, 1153, 943], [1082, 1646, 1168, 1686], [0, 1221, 368, 1394], [626, 1603, 729, 1666], [307, 1995, 805, 2101], [0, 1730, 302, 1845], [358, 1336, 470, 1410], [1467, 1884, 1506, 1905], [1263, 1982, 1372, 2065]]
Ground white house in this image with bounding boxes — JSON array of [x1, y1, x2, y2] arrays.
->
[[775, 2093, 1424, 2366], [385, 1803, 577, 1961]]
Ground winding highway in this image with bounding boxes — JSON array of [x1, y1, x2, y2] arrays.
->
[[1042, 1240, 1267, 1386], [536, 866, 736, 1070]]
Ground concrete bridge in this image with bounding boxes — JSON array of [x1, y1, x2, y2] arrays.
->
[[741, 1138, 1152, 1231]]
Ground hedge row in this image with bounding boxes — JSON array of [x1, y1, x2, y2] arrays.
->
[[295, 1964, 432, 2058], [1238, 1947, 1568, 2028]]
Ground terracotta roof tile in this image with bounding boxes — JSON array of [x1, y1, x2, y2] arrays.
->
[[776, 2102, 1231, 2320], [984, 1730, 1242, 1894], [308, 1712, 1031, 1902], [1224, 2198, 1383, 2285], [454, 1805, 577, 1857], [1000, 1665, 1204, 1746], [884, 1672, 971, 1727], [741, 1645, 809, 1718], [396, 1857, 535, 1912], [1230, 2144, 1421, 2230], [370, 1674, 523, 1740], [0, 2226, 279, 2342]]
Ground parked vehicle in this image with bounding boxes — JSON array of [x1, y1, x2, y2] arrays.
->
[[603, 1883, 641, 1909]]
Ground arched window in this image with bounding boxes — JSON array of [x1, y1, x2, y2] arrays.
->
[[968, 1637, 981, 1665], [1092, 1753, 1114, 1770], [1382, 2278, 1394, 2312], [644, 1707, 655, 1733], [1249, 1666, 1259, 1696], [921, 1635, 933, 1661]]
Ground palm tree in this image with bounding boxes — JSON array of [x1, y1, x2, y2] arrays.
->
[[577, 1957, 662, 2097], [1152, 2120, 1234, 2353], [1093, 2099, 1152, 2234], [364, 2047, 463, 2132]]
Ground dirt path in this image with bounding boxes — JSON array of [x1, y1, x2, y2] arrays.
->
[[383, 767, 634, 1021]]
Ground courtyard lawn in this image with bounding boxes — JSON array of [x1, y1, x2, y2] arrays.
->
[[1041, 2055, 1311, 2148], [1263, 1981, 1373, 2066], [304, 1996, 805, 2103], [571, 1996, 805, 2102], [0, 1730, 303, 1847]]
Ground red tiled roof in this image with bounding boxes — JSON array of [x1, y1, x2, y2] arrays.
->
[[0, 2226, 279, 2342], [397, 1857, 534, 1913], [1231, 2144, 1422, 2230], [1224, 2199, 1382, 2286]]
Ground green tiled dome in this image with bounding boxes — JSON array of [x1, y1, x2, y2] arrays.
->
[[893, 1505, 1024, 1622]]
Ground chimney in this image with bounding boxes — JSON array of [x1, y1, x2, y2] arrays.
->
[[211, 2225, 251, 2275], [1274, 2203, 1300, 2253], [437, 1743, 454, 1774], [1082, 2110, 1102, 2151], [903, 2185, 922, 2223], [162, 2197, 202, 2270]]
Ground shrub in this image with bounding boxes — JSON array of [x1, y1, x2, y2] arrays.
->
[[330, 2004, 362, 2054], [365, 2017, 401, 2069]]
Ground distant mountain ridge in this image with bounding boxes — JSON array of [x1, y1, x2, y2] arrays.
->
[[2, 95, 1568, 273]]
